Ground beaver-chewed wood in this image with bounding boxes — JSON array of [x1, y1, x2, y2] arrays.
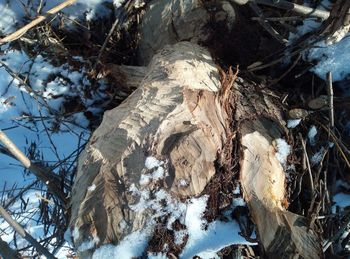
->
[[69, 42, 231, 258]]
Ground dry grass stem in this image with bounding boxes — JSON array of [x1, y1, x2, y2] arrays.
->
[[0, 0, 76, 45]]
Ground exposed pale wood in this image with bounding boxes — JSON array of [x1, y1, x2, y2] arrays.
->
[[70, 42, 229, 257], [236, 81, 322, 258], [70, 1, 324, 257]]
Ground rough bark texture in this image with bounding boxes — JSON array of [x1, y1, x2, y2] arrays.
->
[[138, 0, 236, 64], [70, 42, 230, 257], [235, 80, 323, 259], [69, 0, 324, 258]]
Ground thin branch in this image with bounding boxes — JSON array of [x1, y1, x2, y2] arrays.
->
[[255, 0, 330, 20], [269, 54, 301, 86], [0, 0, 76, 45], [323, 210, 350, 252], [3, 181, 39, 210], [249, 2, 288, 44], [230, 0, 330, 19], [0, 205, 57, 259], [92, 7, 127, 72], [318, 123, 350, 169], [0, 130, 66, 204], [300, 133, 315, 196], [0, 236, 21, 259], [326, 72, 334, 129]]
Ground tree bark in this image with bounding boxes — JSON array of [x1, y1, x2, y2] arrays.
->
[[70, 41, 230, 258], [69, 0, 323, 258]]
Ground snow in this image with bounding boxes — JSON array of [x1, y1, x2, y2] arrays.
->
[[140, 157, 166, 185], [306, 39, 350, 81], [181, 218, 254, 258], [333, 193, 350, 208], [0, 0, 126, 35], [0, 191, 74, 257], [145, 156, 163, 169], [288, 0, 350, 82], [308, 125, 318, 146], [148, 252, 168, 259], [87, 184, 97, 192], [78, 236, 100, 252], [174, 229, 187, 245], [232, 197, 246, 208], [274, 138, 291, 166], [0, 5, 113, 254], [287, 119, 302, 129], [0, 47, 90, 188], [232, 184, 240, 195], [184, 196, 208, 244], [196, 251, 220, 259], [73, 227, 80, 242], [92, 181, 253, 259], [92, 230, 151, 259], [178, 178, 189, 187], [287, 0, 350, 81], [311, 146, 326, 166]]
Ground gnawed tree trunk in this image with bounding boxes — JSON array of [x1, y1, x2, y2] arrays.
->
[[235, 84, 322, 258], [70, 41, 231, 258], [69, 0, 323, 258]]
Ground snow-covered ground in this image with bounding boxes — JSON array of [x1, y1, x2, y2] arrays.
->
[[0, 1, 117, 257]]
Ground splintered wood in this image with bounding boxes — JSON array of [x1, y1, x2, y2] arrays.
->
[[70, 42, 230, 258], [238, 116, 322, 258]]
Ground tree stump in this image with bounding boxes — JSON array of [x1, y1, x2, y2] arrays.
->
[[69, 1, 323, 258]]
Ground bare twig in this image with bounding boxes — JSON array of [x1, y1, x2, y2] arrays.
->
[[326, 72, 334, 129], [0, 205, 57, 259], [92, 8, 127, 71], [0, 0, 76, 45], [249, 2, 288, 44], [323, 210, 350, 252], [269, 54, 301, 86], [300, 133, 315, 196], [3, 181, 39, 210], [318, 123, 350, 169], [231, 0, 330, 19], [0, 130, 66, 203], [0, 236, 21, 259], [255, 0, 329, 20]]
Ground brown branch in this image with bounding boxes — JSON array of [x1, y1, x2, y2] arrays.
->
[[0, 0, 76, 45], [0, 205, 57, 259], [249, 2, 288, 44], [300, 133, 315, 196], [0, 237, 21, 259]]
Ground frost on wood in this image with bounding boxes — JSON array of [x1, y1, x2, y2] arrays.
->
[[69, 42, 230, 257]]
